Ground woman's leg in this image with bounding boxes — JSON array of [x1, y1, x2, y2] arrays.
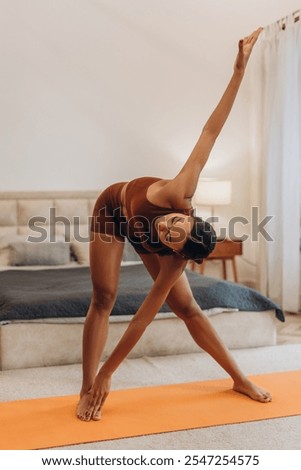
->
[[77, 232, 124, 420], [140, 254, 272, 403]]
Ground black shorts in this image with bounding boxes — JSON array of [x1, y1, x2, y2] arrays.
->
[[90, 182, 170, 255]]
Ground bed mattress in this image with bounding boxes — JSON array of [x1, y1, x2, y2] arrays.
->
[[0, 264, 284, 322], [0, 264, 283, 369]]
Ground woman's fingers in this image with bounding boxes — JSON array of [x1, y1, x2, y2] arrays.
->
[[92, 392, 109, 421], [251, 27, 264, 42], [246, 27, 263, 45], [81, 391, 98, 421], [83, 390, 109, 421], [242, 28, 263, 47], [80, 373, 111, 421], [235, 27, 263, 72], [92, 407, 102, 421], [243, 28, 263, 58]]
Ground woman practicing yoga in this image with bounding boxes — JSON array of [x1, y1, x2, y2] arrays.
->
[[77, 27, 271, 422]]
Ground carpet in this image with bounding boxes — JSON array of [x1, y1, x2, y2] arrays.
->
[[1, 370, 301, 450]]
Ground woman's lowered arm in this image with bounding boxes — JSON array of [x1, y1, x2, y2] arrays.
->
[[85, 256, 187, 418]]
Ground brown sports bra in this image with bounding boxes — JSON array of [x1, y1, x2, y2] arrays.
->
[[120, 176, 193, 254]]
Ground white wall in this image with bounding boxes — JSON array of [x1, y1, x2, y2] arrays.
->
[[1, 0, 300, 282], [1, 0, 299, 191]]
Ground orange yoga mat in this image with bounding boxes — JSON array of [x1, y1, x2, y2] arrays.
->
[[1, 370, 301, 450]]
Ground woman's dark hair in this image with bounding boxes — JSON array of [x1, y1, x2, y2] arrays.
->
[[180, 216, 216, 264]]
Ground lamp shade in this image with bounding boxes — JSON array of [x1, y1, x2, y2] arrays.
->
[[194, 179, 232, 206]]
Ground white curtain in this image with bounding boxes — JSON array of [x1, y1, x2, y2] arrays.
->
[[249, 13, 301, 313]]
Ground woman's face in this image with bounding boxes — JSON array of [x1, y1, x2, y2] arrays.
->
[[155, 213, 194, 252]]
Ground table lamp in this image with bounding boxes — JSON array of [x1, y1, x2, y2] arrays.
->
[[194, 179, 232, 222]]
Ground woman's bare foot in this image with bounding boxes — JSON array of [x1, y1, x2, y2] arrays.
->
[[233, 378, 272, 403], [77, 392, 102, 421], [77, 392, 92, 421]]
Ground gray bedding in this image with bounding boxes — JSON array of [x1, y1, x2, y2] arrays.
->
[[0, 264, 284, 322]]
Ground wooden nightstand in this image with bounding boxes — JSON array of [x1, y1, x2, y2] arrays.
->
[[189, 238, 243, 282]]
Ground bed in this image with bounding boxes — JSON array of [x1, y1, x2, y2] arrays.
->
[[0, 191, 284, 370]]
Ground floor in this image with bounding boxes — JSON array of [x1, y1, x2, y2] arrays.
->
[[1, 311, 300, 450]]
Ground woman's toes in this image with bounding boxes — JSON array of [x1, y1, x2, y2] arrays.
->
[[263, 393, 272, 402], [257, 389, 272, 403], [233, 379, 272, 403]]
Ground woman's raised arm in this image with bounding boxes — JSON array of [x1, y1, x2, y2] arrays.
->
[[163, 28, 263, 206]]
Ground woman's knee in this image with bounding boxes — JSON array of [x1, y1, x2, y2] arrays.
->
[[167, 296, 200, 321], [91, 286, 117, 314]]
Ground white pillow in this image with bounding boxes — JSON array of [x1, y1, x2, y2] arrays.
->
[[8, 241, 71, 266], [70, 238, 141, 265]]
